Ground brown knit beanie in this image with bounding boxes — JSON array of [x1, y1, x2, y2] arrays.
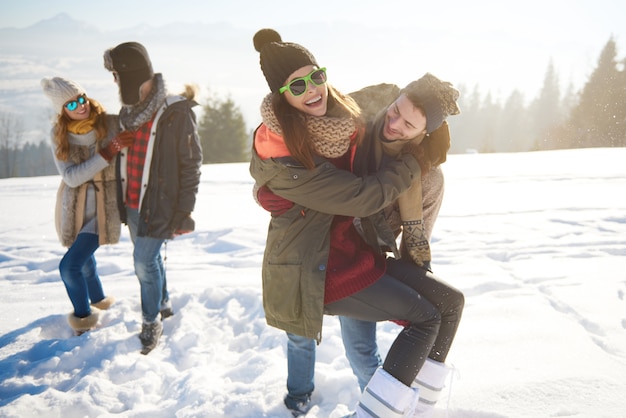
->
[[41, 77, 87, 114], [401, 73, 460, 133], [253, 28, 318, 93]]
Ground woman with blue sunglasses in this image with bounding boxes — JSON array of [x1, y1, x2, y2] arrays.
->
[[250, 29, 463, 417], [41, 77, 133, 335]]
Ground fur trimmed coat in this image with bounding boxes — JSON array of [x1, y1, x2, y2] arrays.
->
[[52, 115, 121, 247]]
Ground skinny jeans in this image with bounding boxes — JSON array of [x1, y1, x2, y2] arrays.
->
[[59, 232, 105, 318], [325, 257, 464, 386]]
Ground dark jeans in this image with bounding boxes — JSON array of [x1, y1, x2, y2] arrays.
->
[[325, 258, 464, 386], [59, 232, 105, 317]]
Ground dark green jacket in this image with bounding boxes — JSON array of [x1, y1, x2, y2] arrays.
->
[[249, 133, 420, 341]]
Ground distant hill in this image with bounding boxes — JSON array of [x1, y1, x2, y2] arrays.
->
[[0, 13, 268, 143]]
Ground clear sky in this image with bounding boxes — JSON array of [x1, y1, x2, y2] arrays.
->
[[2, 0, 625, 107], [1, 0, 624, 36]]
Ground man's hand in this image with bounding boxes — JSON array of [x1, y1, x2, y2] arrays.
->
[[171, 211, 195, 238], [400, 220, 432, 271]]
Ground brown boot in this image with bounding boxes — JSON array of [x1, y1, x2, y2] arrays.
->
[[91, 296, 115, 310], [68, 311, 99, 336]]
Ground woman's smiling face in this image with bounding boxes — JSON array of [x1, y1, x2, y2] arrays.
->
[[282, 65, 328, 117], [63, 94, 91, 121]]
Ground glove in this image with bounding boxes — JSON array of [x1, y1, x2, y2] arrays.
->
[[171, 211, 195, 238], [99, 131, 135, 161], [400, 220, 432, 271], [257, 185, 293, 217]]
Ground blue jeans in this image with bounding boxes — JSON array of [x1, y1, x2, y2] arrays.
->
[[338, 316, 381, 391], [126, 207, 169, 323], [286, 332, 315, 404], [286, 316, 381, 401], [59, 233, 104, 317]]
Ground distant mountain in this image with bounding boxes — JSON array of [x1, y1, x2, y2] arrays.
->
[[0, 13, 101, 54], [1, 13, 402, 144], [0, 13, 260, 143]]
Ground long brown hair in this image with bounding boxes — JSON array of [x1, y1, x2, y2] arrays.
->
[[53, 98, 108, 161], [272, 84, 363, 169]]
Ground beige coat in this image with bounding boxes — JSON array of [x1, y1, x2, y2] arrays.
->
[[53, 116, 121, 247]]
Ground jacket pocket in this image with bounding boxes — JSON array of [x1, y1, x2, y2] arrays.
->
[[263, 264, 302, 322]]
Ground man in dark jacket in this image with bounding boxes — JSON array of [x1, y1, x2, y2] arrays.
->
[[103, 42, 202, 354]]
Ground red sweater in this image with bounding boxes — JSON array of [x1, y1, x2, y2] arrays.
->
[[323, 152, 385, 304]]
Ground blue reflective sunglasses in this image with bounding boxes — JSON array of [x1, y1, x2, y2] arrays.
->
[[64, 94, 87, 111]]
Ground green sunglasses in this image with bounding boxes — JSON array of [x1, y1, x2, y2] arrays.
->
[[279, 68, 327, 96], [64, 94, 87, 111]]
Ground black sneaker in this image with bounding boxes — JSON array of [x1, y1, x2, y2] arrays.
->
[[284, 394, 312, 417], [160, 307, 174, 320], [139, 320, 163, 354]]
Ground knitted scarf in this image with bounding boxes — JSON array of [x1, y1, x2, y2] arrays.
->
[[119, 73, 167, 131], [260, 94, 355, 159], [67, 110, 98, 134]]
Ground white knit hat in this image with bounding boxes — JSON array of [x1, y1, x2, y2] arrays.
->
[[41, 77, 87, 114]]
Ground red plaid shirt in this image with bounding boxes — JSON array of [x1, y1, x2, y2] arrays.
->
[[126, 118, 154, 209]]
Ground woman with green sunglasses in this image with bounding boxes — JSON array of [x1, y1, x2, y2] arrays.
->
[[250, 29, 463, 417]]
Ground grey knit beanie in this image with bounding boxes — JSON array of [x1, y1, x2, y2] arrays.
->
[[253, 28, 318, 93], [401, 73, 460, 133], [41, 77, 86, 114]]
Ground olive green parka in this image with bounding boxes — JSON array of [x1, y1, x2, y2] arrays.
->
[[249, 131, 421, 342]]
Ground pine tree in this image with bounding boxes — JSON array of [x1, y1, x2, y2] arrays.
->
[[568, 36, 622, 147], [0, 112, 24, 178], [530, 60, 563, 150], [198, 93, 249, 164], [498, 89, 531, 152]]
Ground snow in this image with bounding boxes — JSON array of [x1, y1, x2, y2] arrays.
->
[[1, 148, 625, 417]]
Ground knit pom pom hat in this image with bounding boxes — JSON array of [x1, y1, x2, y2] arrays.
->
[[41, 77, 86, 114], [253, 28, 318, 93], [401, 73, 460, 133]]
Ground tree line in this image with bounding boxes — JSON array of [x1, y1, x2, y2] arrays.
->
[[1, 36, 624, 179], [448, 36, 625, 153]]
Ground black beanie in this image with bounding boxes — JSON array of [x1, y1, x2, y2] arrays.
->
[[103, 42, 154, 105], [401, 73, 460, 133], [253, 28, 318, 93]]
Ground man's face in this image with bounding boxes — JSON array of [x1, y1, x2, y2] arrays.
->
[[382, 93, 427, 141], [112, 71, 152, 105]]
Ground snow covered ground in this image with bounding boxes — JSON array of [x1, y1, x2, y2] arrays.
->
[[1, 148, 625, 417]]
